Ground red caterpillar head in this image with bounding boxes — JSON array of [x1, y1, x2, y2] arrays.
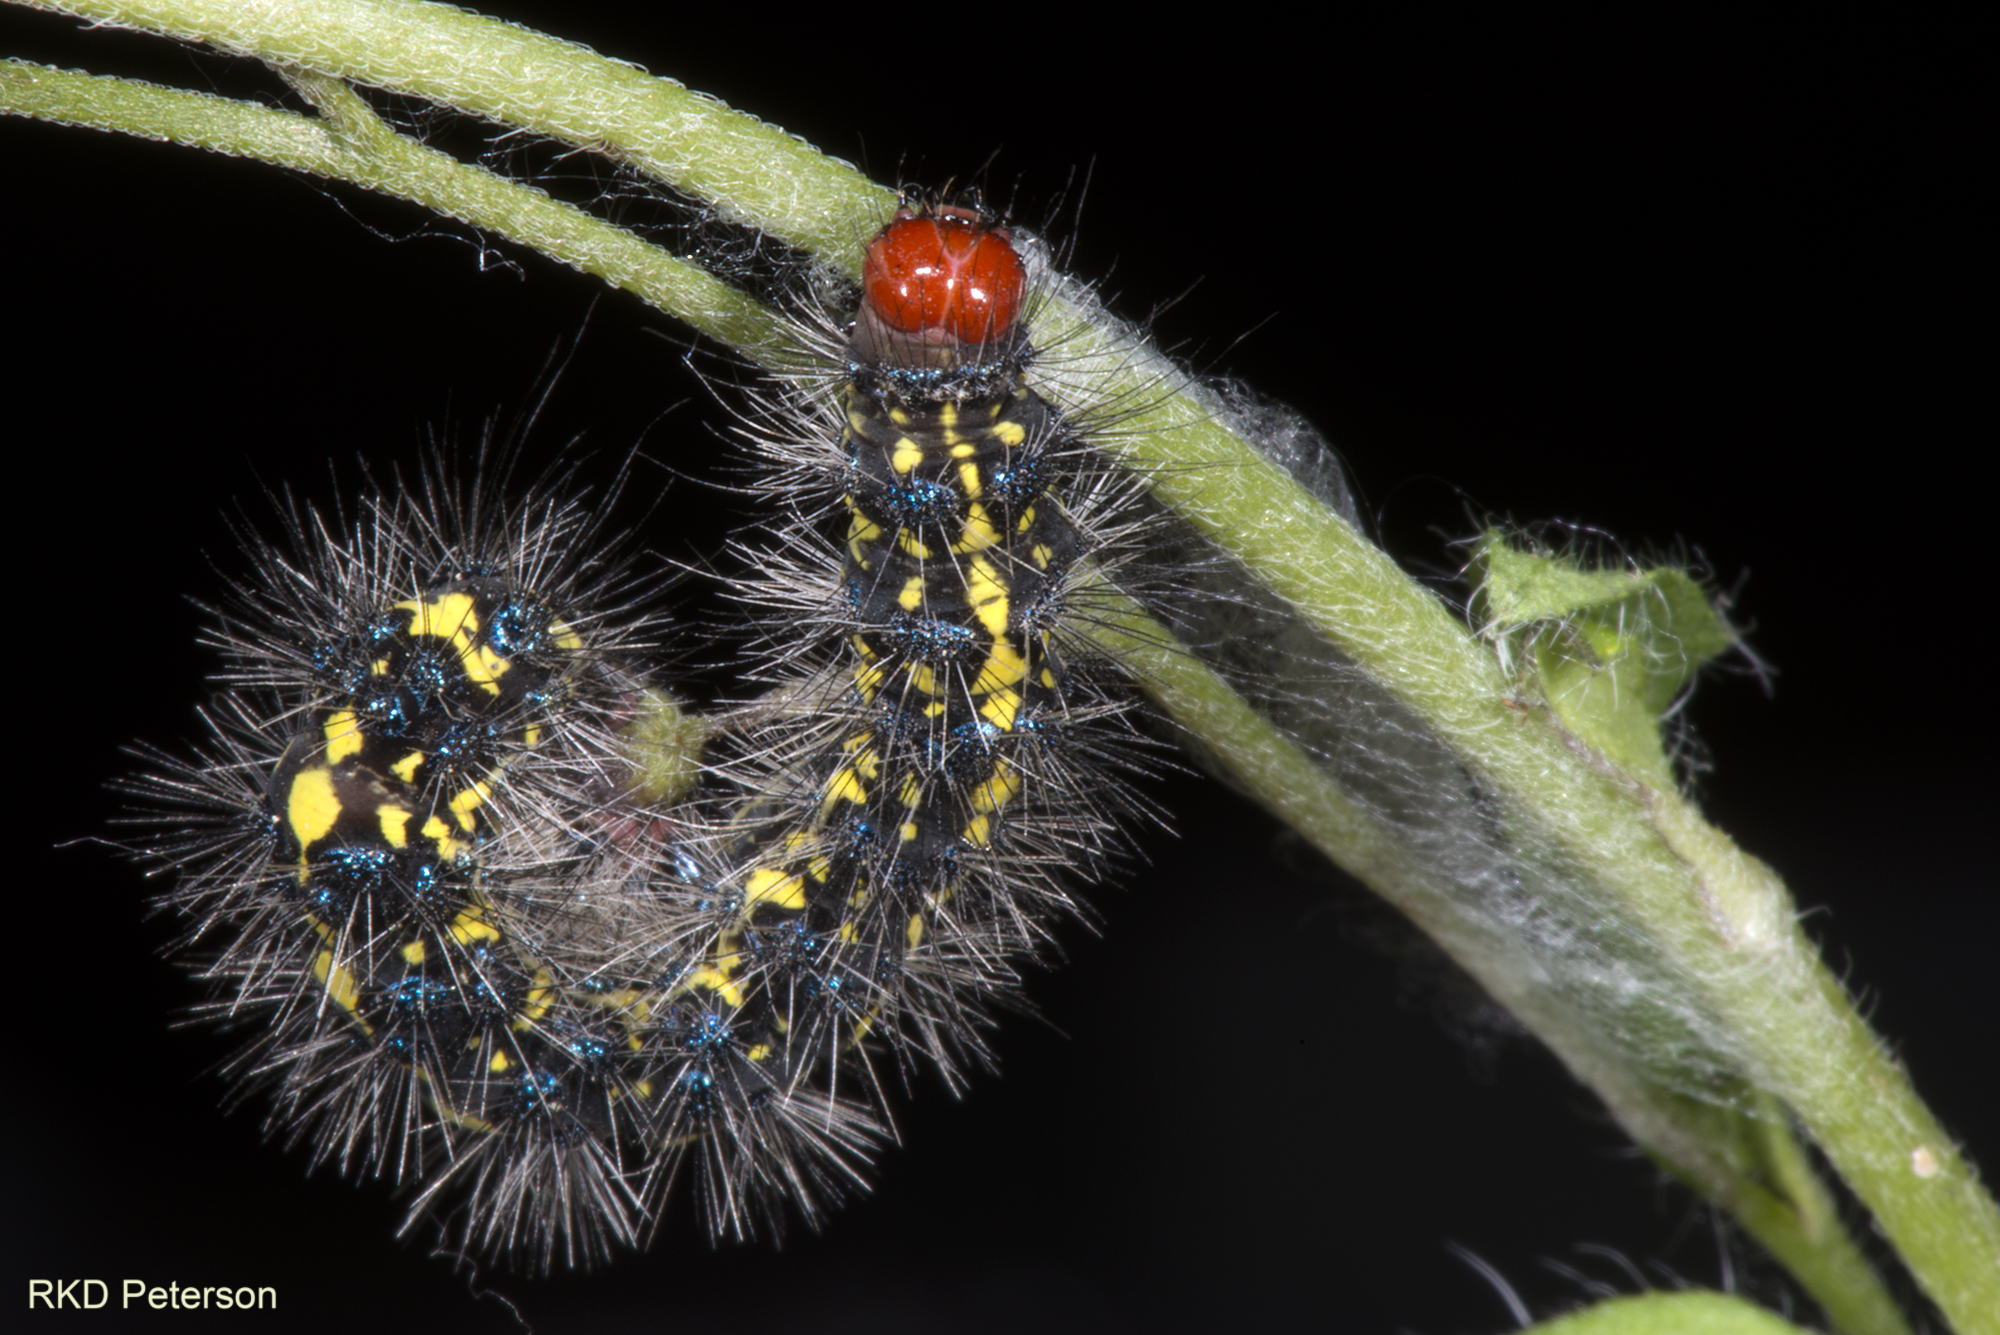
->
[[853, 205, 1027, 370]]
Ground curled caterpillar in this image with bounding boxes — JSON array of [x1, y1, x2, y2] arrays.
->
[[121, 455, 878, 1270], [121, 197, 1157, 1272]]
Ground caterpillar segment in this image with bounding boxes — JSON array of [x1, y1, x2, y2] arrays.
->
[[260, 562, 881, 1262], [257, 568, 844, 1259], [231, 571, 629, 1234], [721, 203, 1122, 1094], [118, 454, 885, 1269]]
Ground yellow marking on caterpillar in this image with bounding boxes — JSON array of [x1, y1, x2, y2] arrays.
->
[[824, 764, 870, 810], [851, 744, 882, 781], [489, 1050, 512, 1074], [421, 815, 467, 862], [550, 619, 582, 652], [522, 722, 541, 747], [377, 803, 413, 849], [951, 502, 1002, 554], [896, 529, 934, 559], [900, 820, 919, 843], [854, 660, 889, 700], [974, 639, 1031, 696], [370, 658, 389, 676], [748, 1043, 772, 1062], [957, 461, 983, 498], [898, 773, 923, 807], [846, 503, 882, 542], [1019, 508, 1040, 535], [889, 406, 914, 429], [690, 934, 744, 982], [311, 949, 367, 1026], [399, 590, 508, 697], [434, 1098, 496, 1134], [898, 577, 925, 611], [322, 710, 364, 764], [848, 1003, 885, 1046], [937, 402, 960, 435], [401, 938, 427, 966], [450, 908, 501, 947], [389, 750, 425, 784], [745, 867, 808, 912], [460, 644, 508, 693], [402, 590, 477, 639], [971, 760, 1022, 814], [1041, 667, 1058, 689], [684, 966, 746, 1010], [907, 914, 925, 949], [449, 778, 493, 833], [713, 926, 752, 971], [516, 969, 555, 1025], [964, 557, 1011, 639], [908, 662, 942, 696], [979, 686, 1023, 733], [924, 700, 947, 718], [950, 441, 978, 459], [891, 437, 924, 476], [1031, 540, 1052, 565], [992, 418, 1027, 447], [287, 766, 341, 852], [963, 812, 997, 848]]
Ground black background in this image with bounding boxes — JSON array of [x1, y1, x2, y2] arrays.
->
[[5, 5, 1988, 1332]]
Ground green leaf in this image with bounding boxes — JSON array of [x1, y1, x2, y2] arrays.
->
[[1526, 1291, 1815, 1335], [1473, 532, 1737, 786]]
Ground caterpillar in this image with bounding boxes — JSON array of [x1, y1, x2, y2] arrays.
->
[[603, 195, 1152, 1236], [709, 199, 1154, 1089], [118, 197, 1154, 1272], [120, 454, 875, 1270]]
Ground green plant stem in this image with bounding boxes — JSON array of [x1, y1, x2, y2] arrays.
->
[[1088, 593, 1926, 1335], [0, 59, 780, 351], [1074, 363, 1999, 1333], [7, 6, 1995, 1331], [26, 0, 894, 264]]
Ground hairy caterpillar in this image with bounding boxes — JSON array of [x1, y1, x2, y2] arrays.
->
[[702, 199, 1154, 1114], [119, 454, 894, 1268], [113, 198, 1153, 1273]]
